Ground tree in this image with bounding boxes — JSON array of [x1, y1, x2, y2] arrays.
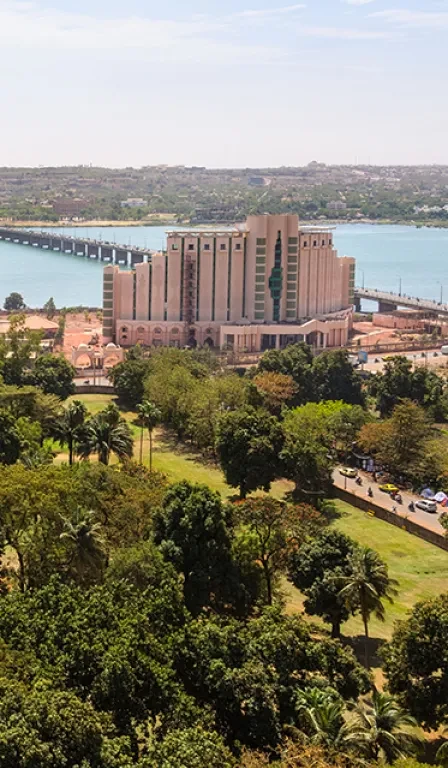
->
[[60, 507, 106, 586], [358, 400, 432, 483], [383, 593, 448, 729], [251, 371, 296, 415], [31, 354, 76, 399], [312, 350, 364, 406], [295, 688, 361, 752], [52, 399, 88, 465], [288, 530, 357, 638], [77, 404, 134, 465], [3, 291, 25, 311], [0, 314, 42, 385], [0, 682, 132, 768], [353, 690, 421, 764], [281, 403, 337, 501], [215, 406, 283, 498], [369, 355, 445, 418], [338, 547, 398, 668], [0, 408, 21, 465], [141, 727, 236, 768], [43, 296, 56, 319], [258, 342, 314, 405], [108, 357, 152, 408], [154, 481, 233, 614], [235, 497, 310, 606], [137, 400, 161, 470]]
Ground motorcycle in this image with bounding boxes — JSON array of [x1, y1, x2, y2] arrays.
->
[[367, 487, 373, 498], [395, 493, 402, 504], [356, 476, 362, 486]]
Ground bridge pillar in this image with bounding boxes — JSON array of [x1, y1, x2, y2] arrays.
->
[[74, 241, 86, 256], [51, 238, 62, 251], [130, 251, 144, 266], [100, 246, 113, 262], [354, 297, 361, 312], [115, 249, 128, 265], [87, 245, 99, 259], [378, 301, 397, 313]]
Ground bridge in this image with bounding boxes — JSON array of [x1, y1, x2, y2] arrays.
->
[[0, 227, 157, 267], [354, 287, 448, 316]]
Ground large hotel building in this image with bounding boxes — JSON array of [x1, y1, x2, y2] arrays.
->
[[103, 214, 355, 352]]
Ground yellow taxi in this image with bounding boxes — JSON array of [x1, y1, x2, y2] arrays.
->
[[339, 467, 358, 478], [379, 483, 399, 494]]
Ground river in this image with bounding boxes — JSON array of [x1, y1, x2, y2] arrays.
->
[[0, 223, 446, 308]]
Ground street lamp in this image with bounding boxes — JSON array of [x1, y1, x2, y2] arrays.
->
[[437, 281, 443, 305], [398, 276, 402, 296]]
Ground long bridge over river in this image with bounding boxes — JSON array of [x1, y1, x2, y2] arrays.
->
[[0, 227, 156, 267], [354, 287, 448, 317]]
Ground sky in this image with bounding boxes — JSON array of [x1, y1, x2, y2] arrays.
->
[[0, 0, 447, 167]]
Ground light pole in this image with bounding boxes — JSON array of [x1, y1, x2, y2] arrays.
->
[[437, 281, 443, 305], [398, 276, 402, 296]]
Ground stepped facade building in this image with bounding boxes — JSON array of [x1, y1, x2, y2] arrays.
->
[[102, 214, 355, 352]]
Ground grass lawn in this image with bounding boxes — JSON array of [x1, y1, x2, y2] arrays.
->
[[70, 393, 448, 644]]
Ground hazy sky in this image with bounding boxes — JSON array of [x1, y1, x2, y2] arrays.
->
[[0, 0, 447, 167]]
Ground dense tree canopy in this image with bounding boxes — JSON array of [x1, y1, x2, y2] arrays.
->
[[30, 354, 76, 399], [216, 406, 283, 497], [384, 593, 448, 729]]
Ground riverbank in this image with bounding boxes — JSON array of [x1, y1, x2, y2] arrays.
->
[[1, 217, 448, 230]]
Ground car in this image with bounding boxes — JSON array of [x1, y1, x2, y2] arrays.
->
[[415, 499, 437, 513], [339, 467, 358, 478], [379, 483, 399, 494]]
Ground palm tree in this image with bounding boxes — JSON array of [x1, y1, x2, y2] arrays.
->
[[295, 688, 363, 754], [137, 400, 161, 471], [77, 404, 133, 465], [60, 507, 105, 584], [337, 547, 398, 668], [52, 399, 87, 465], [354, 690, 422, 763], [436, 729, 448, 765]]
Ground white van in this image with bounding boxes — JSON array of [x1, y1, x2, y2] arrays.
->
[[441, 345, 448, 356]]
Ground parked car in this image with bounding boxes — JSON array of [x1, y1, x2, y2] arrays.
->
[[415, 499, 437, 513], [339, 467, 358, 478], [379, 483, 399, 494]]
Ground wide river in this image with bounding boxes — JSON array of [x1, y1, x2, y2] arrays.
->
[[0, 223, 446, 308]]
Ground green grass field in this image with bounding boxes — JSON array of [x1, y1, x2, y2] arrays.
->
[[71, 393, 448, 642]]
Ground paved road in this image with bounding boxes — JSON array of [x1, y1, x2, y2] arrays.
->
[[333, 469, 446, 535], [362, 348, 445, 374]]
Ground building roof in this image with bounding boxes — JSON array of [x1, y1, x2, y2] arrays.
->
[[0, 315, 59, 334]]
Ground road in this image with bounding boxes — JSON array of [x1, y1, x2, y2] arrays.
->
[[361, 348, 445, 374], [333, 469, 446, 535]]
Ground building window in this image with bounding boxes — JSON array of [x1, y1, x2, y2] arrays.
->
[[303, 241, 308, 247], [203, 244, 210, 251], [220, 244, 226, 251], [329, 239, 332, 246], [205, 327, 213, 335], [171, 243, 179, 250], [288, 237, 298, 244], [171, 327, 179, 335], [287, 292, 296, 300], [255, 302, 265, 310], [235, 243, 242, 250], [103, 301, 113, 309], [137, 326, 145, 335], [287, 301, 296, 309], [256, 238, 266, 245], [256, 247, 266, 255], [255, 266, 265, 274], [103, 275, 113, 283], [254, 311, 265, 320], [188, 244, 194, 251], [256, 275, 265, 284], [322, 240, 325, 246], [154, 327, 162, 334], [313, 240, 317, 247]]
